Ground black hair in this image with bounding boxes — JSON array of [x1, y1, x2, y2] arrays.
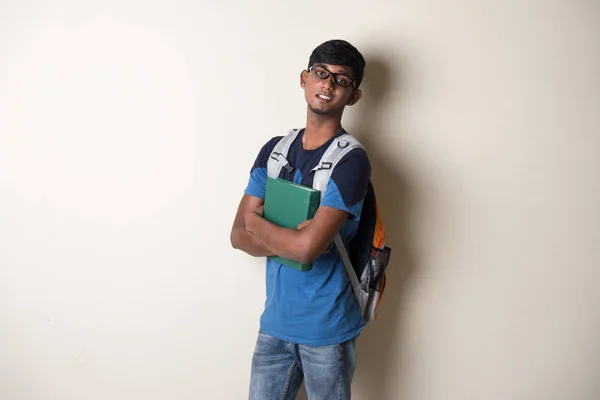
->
[[308, 39, 366, 88]]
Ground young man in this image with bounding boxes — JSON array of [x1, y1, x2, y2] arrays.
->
[[230, 39, 370, 400]]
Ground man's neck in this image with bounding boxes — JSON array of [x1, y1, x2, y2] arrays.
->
[[303, 110, 343, 150]]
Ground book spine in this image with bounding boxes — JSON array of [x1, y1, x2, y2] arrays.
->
[[307, 191, 320, 219]]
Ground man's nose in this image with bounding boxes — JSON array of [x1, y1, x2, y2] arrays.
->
[[320, 75, 335, 90]]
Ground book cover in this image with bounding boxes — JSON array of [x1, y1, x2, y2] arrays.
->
[[264, 177, 321, 271]]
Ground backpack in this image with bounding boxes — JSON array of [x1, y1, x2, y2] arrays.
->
[[266, 129, 392, 325]]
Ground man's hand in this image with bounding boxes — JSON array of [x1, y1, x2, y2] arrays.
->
[[245, 205, 264, 231], [296, 219, 313, 230], [230, 195, 274, 257]]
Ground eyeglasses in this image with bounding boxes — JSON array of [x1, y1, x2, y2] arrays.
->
[[308, 65, 355, 88]]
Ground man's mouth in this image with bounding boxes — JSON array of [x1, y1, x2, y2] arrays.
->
[[317, 94, 332, 102]]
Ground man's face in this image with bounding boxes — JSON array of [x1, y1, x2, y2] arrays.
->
[[300, 63, 362, 116]]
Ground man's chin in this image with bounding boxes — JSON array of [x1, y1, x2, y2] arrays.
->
[[308, 104, 329, 116]]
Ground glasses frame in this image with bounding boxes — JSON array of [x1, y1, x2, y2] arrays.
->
[[307, 64, 356, 89]]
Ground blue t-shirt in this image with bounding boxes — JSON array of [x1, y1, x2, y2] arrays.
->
[[244, 128, 371, 346]]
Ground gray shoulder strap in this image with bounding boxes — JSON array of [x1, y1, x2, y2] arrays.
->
[[312, 134, 365, 308], [311, 134, 364, 199], [266, 129, 301, 179], [335, 233, 363, 302]]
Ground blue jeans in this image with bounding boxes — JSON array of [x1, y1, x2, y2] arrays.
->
[[249, 331, 357, 400]]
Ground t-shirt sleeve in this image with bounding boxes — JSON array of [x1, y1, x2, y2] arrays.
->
[[320, 148, 371, 220], [244, 136, 282, 199]]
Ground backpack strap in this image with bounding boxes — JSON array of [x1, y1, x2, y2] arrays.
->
[[310, 134, 364, 200], [310, 134, 366, 308], [334, 233, 364, 305], [266, 129, 301, 179]]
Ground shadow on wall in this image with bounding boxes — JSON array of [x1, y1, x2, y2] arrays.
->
[[352, 53, 419, 400], [298, 54, 420, 399]]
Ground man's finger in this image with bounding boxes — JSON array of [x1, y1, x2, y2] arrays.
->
[[297, 219, 313, 230]]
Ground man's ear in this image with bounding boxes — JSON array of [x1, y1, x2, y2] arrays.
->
[[346, 88, 362, 106], [300, 70, 308, 88]]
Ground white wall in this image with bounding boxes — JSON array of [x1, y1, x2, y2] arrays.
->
[[1, 1, 598, 399]]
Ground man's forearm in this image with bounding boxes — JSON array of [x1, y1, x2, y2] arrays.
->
[[245, 213, 311, 264], [230, 227, 274, 257]]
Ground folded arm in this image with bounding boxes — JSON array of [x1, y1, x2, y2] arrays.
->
[[245, 205, 349, 265], [230, 194, 274, 257]]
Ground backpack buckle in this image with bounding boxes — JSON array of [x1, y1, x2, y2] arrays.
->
[[321, 161, 332, 170], [271, 152, 294, 173]]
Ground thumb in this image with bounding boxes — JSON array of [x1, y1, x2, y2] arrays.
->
[[297, 219, 313, 230]]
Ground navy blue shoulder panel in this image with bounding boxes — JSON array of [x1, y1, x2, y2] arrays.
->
[[244, 136, 284, 199], [249, 136, 284, 173], [330, 147, 371, 208]]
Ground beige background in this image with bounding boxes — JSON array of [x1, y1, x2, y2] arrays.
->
[[1, 1, 599, 399]]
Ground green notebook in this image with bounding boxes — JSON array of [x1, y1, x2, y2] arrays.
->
[[264, 177, 321, 271]]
